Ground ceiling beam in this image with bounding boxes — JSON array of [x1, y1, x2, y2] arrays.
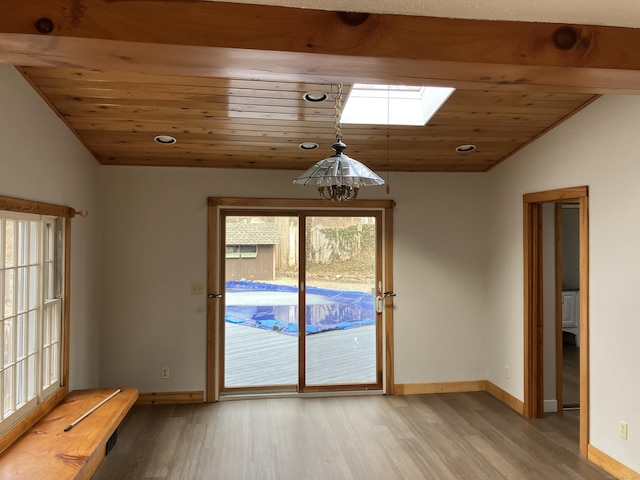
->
[[2, 1, 640, 93]]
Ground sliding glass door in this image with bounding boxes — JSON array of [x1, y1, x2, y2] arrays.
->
[[303, 215, 379, 387], [223, 215, 299, 389], [220, 210, 382, 394]]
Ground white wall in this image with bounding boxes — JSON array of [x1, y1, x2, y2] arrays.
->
[[487, 95, 640, 472], [0, 66, 101, 389], [99, 168, 489, 391], [392, 173, 488, 383]]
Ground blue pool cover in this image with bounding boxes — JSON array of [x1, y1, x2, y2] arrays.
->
[[225, 280, 376, 335]]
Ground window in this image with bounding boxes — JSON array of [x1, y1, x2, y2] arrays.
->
[[0, 211, 64, 433], [225, 244, 258, 258], [340, 83, 455, 126]]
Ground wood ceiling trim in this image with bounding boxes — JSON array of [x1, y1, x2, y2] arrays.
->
[[3, 1, 640, 93]]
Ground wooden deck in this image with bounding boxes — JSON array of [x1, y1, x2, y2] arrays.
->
[[224, 323, 376, 388]]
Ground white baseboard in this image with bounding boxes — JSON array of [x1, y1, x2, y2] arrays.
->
[[544, 399, 558, 413]]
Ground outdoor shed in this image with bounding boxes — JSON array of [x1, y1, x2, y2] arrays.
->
[[225, 220, 280, 280]]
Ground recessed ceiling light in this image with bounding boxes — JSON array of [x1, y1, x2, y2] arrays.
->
[[455, 144, 477, 153], [303, 91, 328, 103], [299, 142, 319, 150], [154, 135, 177, 145]]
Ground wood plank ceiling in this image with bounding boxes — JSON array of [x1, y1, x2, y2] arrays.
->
[[19, 66, 597, 173]]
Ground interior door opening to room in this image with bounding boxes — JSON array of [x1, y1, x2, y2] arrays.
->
[[523, 187, 589, 456], [206, 198, 395, 401], [557, 203, 581, 412]]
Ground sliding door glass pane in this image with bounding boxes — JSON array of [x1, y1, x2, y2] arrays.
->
[[305, 216, 377, 386], [223, 216, 299, 388]]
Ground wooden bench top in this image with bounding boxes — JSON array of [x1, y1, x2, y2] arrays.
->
[[0, 387, 138, 480]]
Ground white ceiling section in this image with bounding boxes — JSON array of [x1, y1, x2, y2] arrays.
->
[[212, 0, 640, 28]]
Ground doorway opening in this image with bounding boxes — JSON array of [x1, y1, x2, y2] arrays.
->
[[558, 203, 581, 411], [206, 198, 395, 401], [523, 186, 589, 456]]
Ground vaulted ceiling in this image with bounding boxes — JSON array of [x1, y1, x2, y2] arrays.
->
[[19, 67, 597, 172], [3, 1, 640, 173]]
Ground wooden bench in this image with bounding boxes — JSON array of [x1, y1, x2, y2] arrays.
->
[[0, 387, 138, 480]]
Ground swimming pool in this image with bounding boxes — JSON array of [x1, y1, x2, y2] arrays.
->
[[225, 280, 376, 335]]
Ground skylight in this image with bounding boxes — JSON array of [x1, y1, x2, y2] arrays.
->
[[340, 84, 455, 126]]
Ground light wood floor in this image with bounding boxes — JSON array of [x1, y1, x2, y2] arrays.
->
[[94, 392, 611, 480]]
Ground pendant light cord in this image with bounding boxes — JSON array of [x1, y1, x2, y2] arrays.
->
[[333, 83, 344, 143], [386, 86, 391, 195]]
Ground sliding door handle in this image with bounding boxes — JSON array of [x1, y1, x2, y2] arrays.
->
[[208, 293, 223, 299], [376, 291, 397, 313], [375, 296, 383, 314]]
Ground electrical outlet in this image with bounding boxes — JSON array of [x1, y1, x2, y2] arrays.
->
[[505, 366, 510, 379], [161, 367, 170, 379], [191, 282, 204, 295], [620, 421, 628, 440]]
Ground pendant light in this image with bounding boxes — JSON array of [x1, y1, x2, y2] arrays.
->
[[293, 84, 384, 201]]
